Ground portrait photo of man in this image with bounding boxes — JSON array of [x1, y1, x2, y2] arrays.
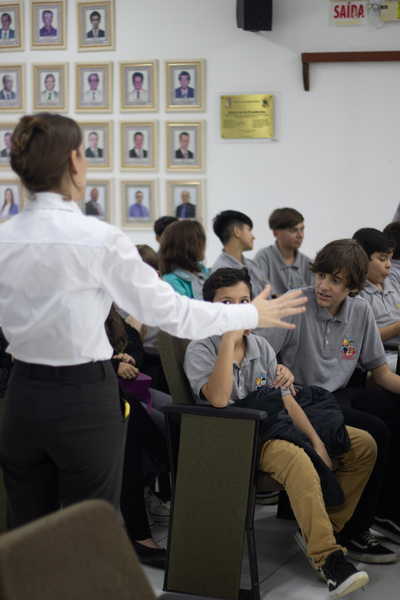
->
[[175, 70, 194, 99], [129, 190, 149, 219], [175, 189, 196, 218], [175, 131, 194, 159], [86, 10, 105, 38], [129, 132, 148, 159], [39, 73, 59, 103], [85, 131, 103, 158], [0, 12, 15, 39], [0, 74, 16, 101], [83, 72, 104, 104], [128, 72, 148, 103], [39, 9, 57, 36], [0, 132, 11, 158], [85, 187, 105, 218]]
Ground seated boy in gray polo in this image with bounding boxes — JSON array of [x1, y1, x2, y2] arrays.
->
[[353, 228, 400, 372], [184, 267, 374, 598], [258, 239, 400, 563], [254, 207, 314, 297], [211, 210, 268, 297], [383, 221, 400, 290]]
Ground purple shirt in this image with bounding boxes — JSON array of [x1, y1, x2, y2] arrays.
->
[[129, 203, 149, 218]]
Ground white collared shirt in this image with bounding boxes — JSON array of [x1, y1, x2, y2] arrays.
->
[[0, 192, 258, 365]]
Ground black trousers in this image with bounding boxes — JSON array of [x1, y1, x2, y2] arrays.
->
[[0, 360, 127, 530], [333, 386, 400, 538]]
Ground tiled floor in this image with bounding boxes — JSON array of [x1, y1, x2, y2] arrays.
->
[[143, 503, 400, 599]]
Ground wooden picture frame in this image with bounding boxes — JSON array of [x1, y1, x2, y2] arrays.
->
[[0, 1, 24, 51], [166, 59, 205, 112], [0, 123, 16, 169], [121, 180, 157, 228], [82, 179, 112, 223], [80, 121, 112, 170], [166, 121, 204, 172], [167, 180, 204, 222], [31, 1, 66, 50], [76, 62, 112, 112], [0, 178, 22, 221], [0, 63, 25, 112], [120, 60, 158, 111], [120, 121, 157, 171], [77, 0, 114, 52], [32, 63, 67, 112]]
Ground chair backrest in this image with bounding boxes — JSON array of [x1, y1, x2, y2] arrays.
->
[[0, 500, 158, 600], [157, 330, 194, 404]]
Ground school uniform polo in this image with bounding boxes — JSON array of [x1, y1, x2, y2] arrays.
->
[[211, 251, 268, 297], [388, 259, 400, 292], [359, 280, 400, 350], [184, 332, 289, 405], [254, 242, 314, 297], [259, 286, 386, 392]]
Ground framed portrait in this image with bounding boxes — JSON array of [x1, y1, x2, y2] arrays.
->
[[121, 121, 157, 171], [82, 180, 112, 223], [0, 1, 24, 51], [76, 62, 112, 112], [0, 179, 22, 222], [121, 180, 157, 229], [0, 64, 24, 112], [167, 180, 204, 222], [166, 59, 205, 111], [31, 1, 66, 49], [77, 0, 114, 52], [80, 122, 112, 170], [120, 61, 158, 112], [166, 121, 204, 172], [0, 123, 16, 169], [32, 64, 67, 112]]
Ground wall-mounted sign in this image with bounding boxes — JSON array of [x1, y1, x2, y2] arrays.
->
[[220, 94, 274, 139], [331, 1, 367, 25]]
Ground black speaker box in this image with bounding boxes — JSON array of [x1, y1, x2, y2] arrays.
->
[[236, 0, 272, 32]]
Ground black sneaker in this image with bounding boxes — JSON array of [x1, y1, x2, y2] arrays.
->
[[293, 528, 326, 581], [373, 517, 400, 545], [322, 550, 369, 598], [342, 530, 397, 564]]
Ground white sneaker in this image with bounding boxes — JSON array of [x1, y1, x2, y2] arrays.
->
[[144, 487, 170, 524]]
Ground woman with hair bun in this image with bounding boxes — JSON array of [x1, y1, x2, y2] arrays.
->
[[0, 113, 306, 530]]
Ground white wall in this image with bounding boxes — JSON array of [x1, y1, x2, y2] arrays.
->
[[2, 0, 400, 264]]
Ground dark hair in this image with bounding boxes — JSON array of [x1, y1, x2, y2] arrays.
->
[[90, 10, 101, 21], [383, 221, 400, 260], [179, 71, 190, 81], [42, 9, 53, 18], [134, 131, 143, 140], [269, 207, 304, 230], [353, 227, 395, 260], [2, 74, 11, 86], [1, 13, 11, 22], [45, 73, 55, 82], [154, 215, 178, 237], [159, 220, 206, 275], [4, 132, 10, 139], [213, 210, 253, 244], [105, 304, 127, 354], [88, 131, 98, 138], [132, 72, 143, 82], [10, 113, 83, 194], [203, 267, 252, 302], [310, 239, 368, 294], [136, 244, 159, 271], [179, 131, 189, 141], [88, 73, 99, 83]]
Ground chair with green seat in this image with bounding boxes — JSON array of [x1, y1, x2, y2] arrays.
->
[[157, 330, 282, 600]]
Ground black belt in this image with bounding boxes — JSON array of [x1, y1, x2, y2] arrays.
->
[[13, 359, 111, 381]]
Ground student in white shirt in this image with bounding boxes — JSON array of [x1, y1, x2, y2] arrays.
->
[[0, 112, 307, 530]]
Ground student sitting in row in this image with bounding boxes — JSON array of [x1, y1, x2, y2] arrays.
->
[[255, 207, 314, 297], [159, 219, 209, 299], [153, 215, 178, 245], [211, 210, 268, 296], [352, 228, 400, 372], [260, 239, 400, 562], [383, 221, 400, 291], [184, 267, 375, 598]]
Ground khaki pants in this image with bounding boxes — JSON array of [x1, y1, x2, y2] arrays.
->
[[259, 426, 377, 567]]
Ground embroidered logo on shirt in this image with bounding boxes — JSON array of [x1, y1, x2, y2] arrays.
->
[[341, 338, 356, 359], [255, 374, 268, 390]]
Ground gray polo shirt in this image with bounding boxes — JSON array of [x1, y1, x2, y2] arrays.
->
[[388, 259, 400, 291], [184, 332, 289, 405], [254, 242, 314, 297], [256, 286, 386, 392], [359, 279, 400, 350], [211, 251, 268, 297]]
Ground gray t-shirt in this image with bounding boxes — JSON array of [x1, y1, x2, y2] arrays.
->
[[254, 241, 314, 297], [184, 332, 289, 405], [388, 259, 400, 291], [256, 286, 386, 392], [211, 251, 268, 297], [360, 279, 400, 350]]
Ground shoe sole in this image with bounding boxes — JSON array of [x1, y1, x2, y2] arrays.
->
[[255, 493, 280, 505], [372, 521, 400, 545], [293, 529, 326, 581], [329, 571, 369, 598], [346, 548, 397, 564]]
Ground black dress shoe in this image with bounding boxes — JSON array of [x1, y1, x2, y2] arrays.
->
[[132, 540, 167, 569]]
